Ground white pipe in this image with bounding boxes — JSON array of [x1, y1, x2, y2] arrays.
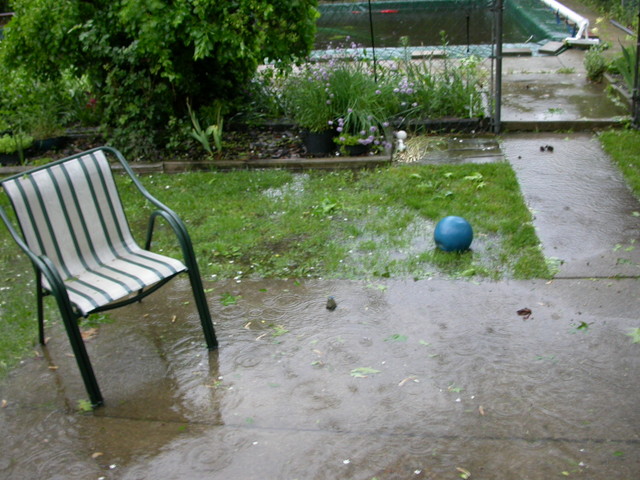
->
[[539, 0, 591, 42]]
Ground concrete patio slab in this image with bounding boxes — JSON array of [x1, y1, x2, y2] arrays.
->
[[1, 275, 639, 479]]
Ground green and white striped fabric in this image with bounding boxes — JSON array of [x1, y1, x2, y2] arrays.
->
[[3, 150, 186, 316]]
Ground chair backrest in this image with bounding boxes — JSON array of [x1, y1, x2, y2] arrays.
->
[[1, 150, 136, 282]]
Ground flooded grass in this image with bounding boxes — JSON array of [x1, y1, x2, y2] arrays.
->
[[117, 164, 549, 282], [0, 162, 548, 373]]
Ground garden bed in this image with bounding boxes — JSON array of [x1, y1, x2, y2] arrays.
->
[[1, 115, 493, 174], [603, 72, 633, 108]]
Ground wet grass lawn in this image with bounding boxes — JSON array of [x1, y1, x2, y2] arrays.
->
[[599, 129, 640, 199], [0, 161, 549, 374]]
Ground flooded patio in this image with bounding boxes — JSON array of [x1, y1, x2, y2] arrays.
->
[[1, 275, 639, 479]]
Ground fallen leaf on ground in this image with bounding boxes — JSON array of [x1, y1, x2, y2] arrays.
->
[[456, 466, 471, 479], [626, 328, 640, 344], [479, 405, 485, 416], [171, 315, 177, 323], [350, 367, 382, 378], [398, 376, 418, 386], [1, 399, 7, 408], [91, 452, 104, 459], [517, 308, 532, 320], [81, 328, 98, 340], [48, 365, 59, 370]]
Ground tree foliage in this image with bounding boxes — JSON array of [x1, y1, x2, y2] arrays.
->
[[0, 0, 318, 155]]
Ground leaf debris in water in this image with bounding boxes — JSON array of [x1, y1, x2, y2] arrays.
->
[[350, 367, 382, 378], [398, 376, 418, 386]]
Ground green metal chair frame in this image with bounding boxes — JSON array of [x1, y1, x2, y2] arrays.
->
[[0, 146, 218, 407]]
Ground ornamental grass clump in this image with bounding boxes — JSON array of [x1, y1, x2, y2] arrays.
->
[[277, 37, 485, 152], [386, 55, 485, 122], [281, 63, 336, 133]]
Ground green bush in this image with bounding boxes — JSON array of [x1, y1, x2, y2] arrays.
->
[[0, 133, 33, 154], [585, 44, 608, 82], [1, 0, 319, 156]]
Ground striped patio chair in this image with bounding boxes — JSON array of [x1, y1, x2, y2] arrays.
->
[[0, 146, 218, 407]]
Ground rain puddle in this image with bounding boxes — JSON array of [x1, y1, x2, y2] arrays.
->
[[501, 75, 629, 121], [396, 135, 505, 165], [1, 277, 639, 479]]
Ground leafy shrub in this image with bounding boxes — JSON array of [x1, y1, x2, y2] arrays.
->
[[585, 44, 608, 82], [1, 0, 319, 156], [0, 133, 33, 154]]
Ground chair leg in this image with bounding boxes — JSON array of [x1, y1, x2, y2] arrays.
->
[[187, 268, 218, 350], [36, 272, 45, 345], [59, 310, 104, 406]]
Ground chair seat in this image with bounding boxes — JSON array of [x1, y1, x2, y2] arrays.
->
[[57, 247, 186, 316]]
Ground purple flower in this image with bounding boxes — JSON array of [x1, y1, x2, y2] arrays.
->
[[369, 126, 377, 132], [336, 126, 343, 132], [382, 122, 390, 128], [328, 120, 334, 125]]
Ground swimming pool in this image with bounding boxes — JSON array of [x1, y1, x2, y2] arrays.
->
[[316, 0, 577, 52]]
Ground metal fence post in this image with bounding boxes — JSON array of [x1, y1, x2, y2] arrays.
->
[[367, 0, 378, 82], [633, 5, 640, 128], [492, 0, 504, 134]]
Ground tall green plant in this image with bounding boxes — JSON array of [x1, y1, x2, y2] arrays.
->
[[612, 43, 637, 92], [187, 101, 224, 158]]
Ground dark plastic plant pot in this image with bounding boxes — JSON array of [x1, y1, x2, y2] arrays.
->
[[302, 130, 335, 156], [34, 136, 68, 152], [343, 143, 370, 156], [0, 153, 21, 165]]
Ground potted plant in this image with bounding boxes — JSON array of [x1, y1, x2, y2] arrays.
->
[[26, 104, 67, 152], [281, 63, 337, 156], [334, 121, 392, 156]]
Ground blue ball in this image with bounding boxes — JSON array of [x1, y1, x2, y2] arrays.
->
[[434, 216, 473, 252]]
